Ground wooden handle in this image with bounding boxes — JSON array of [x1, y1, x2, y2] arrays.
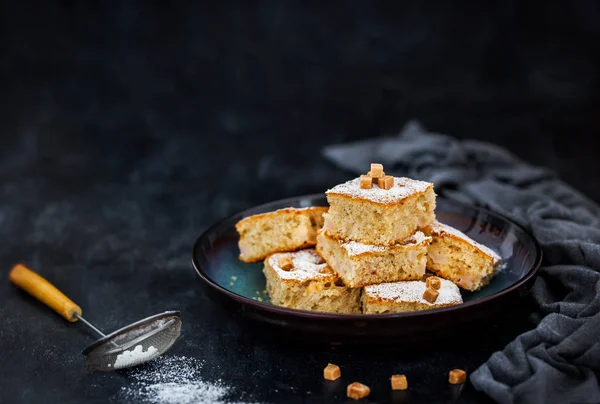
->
[[9, 264, 82, 322]]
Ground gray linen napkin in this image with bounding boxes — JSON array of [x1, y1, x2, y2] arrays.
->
[[323, 121, 600, 404]]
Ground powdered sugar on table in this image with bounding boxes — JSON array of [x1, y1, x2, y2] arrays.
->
[[364, 279, 463, 306], [341, 231, 431, 256], [326, 176, 433, 204], [120, 355, 257, 404]]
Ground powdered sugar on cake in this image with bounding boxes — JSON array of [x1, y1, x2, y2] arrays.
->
[[268, 249, 335, 282], [365, 279, 462, 306], [428, 221, 500, 262], [341, 241, 388, 256], [401, 231, 431, 245], [326, 177, 432, 204], [242, 206, 322, 221], [273, 207, 319, 213], [340, 231, 431, 256]]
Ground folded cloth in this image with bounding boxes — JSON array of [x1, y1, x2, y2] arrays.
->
[[323, 121, 600, 404]]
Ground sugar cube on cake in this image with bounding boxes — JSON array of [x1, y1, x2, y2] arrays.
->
[[362, 279, 462, 314], [324, 177, 436, 245], [316, 230, 431, 288], [424, 221, 501, 291], [236, 207, 327, 263], [263, 249, 361, 314]]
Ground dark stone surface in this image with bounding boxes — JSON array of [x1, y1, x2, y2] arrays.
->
[[0, 2, 598, 403]]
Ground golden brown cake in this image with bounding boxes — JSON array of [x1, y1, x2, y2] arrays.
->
[[263, 249, 361, 314], [236, 206, 328, 263], [424, 221, 501, 291], [316, 230, 431, 288], [323, 176, 436, 245], [362, 279, 463, 314]]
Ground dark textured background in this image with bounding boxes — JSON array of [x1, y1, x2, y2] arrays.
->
[[0, 1, 599, 403]]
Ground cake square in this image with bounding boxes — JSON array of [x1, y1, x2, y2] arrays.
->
[[316, 230, 431, 288], [236, 206, 328, 263], [263, 249, 361, 314], [324, 177, 436, 245], [362, 279, 463, 314], [424, 221, 501, 291]]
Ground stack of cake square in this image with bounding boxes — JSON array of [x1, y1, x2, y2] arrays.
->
[[236, 163, 501, 314], [236, 206, 362, 313], [316, 163, 462, 312]]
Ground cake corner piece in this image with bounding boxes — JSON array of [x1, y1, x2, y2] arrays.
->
[[236, 206, 328, 263], [324, 176, 436, 245], [362, 278, 463, 314], [263, 249, 361, 314], [424, 220, 501, 291], [316, 230, 431, 288]]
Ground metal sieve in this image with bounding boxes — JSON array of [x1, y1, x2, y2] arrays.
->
[[9, 264, 181, 371], [80, 310, 181, 371]]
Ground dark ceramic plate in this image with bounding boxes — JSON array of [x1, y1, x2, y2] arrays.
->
[[192, 195, 542, 343]]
